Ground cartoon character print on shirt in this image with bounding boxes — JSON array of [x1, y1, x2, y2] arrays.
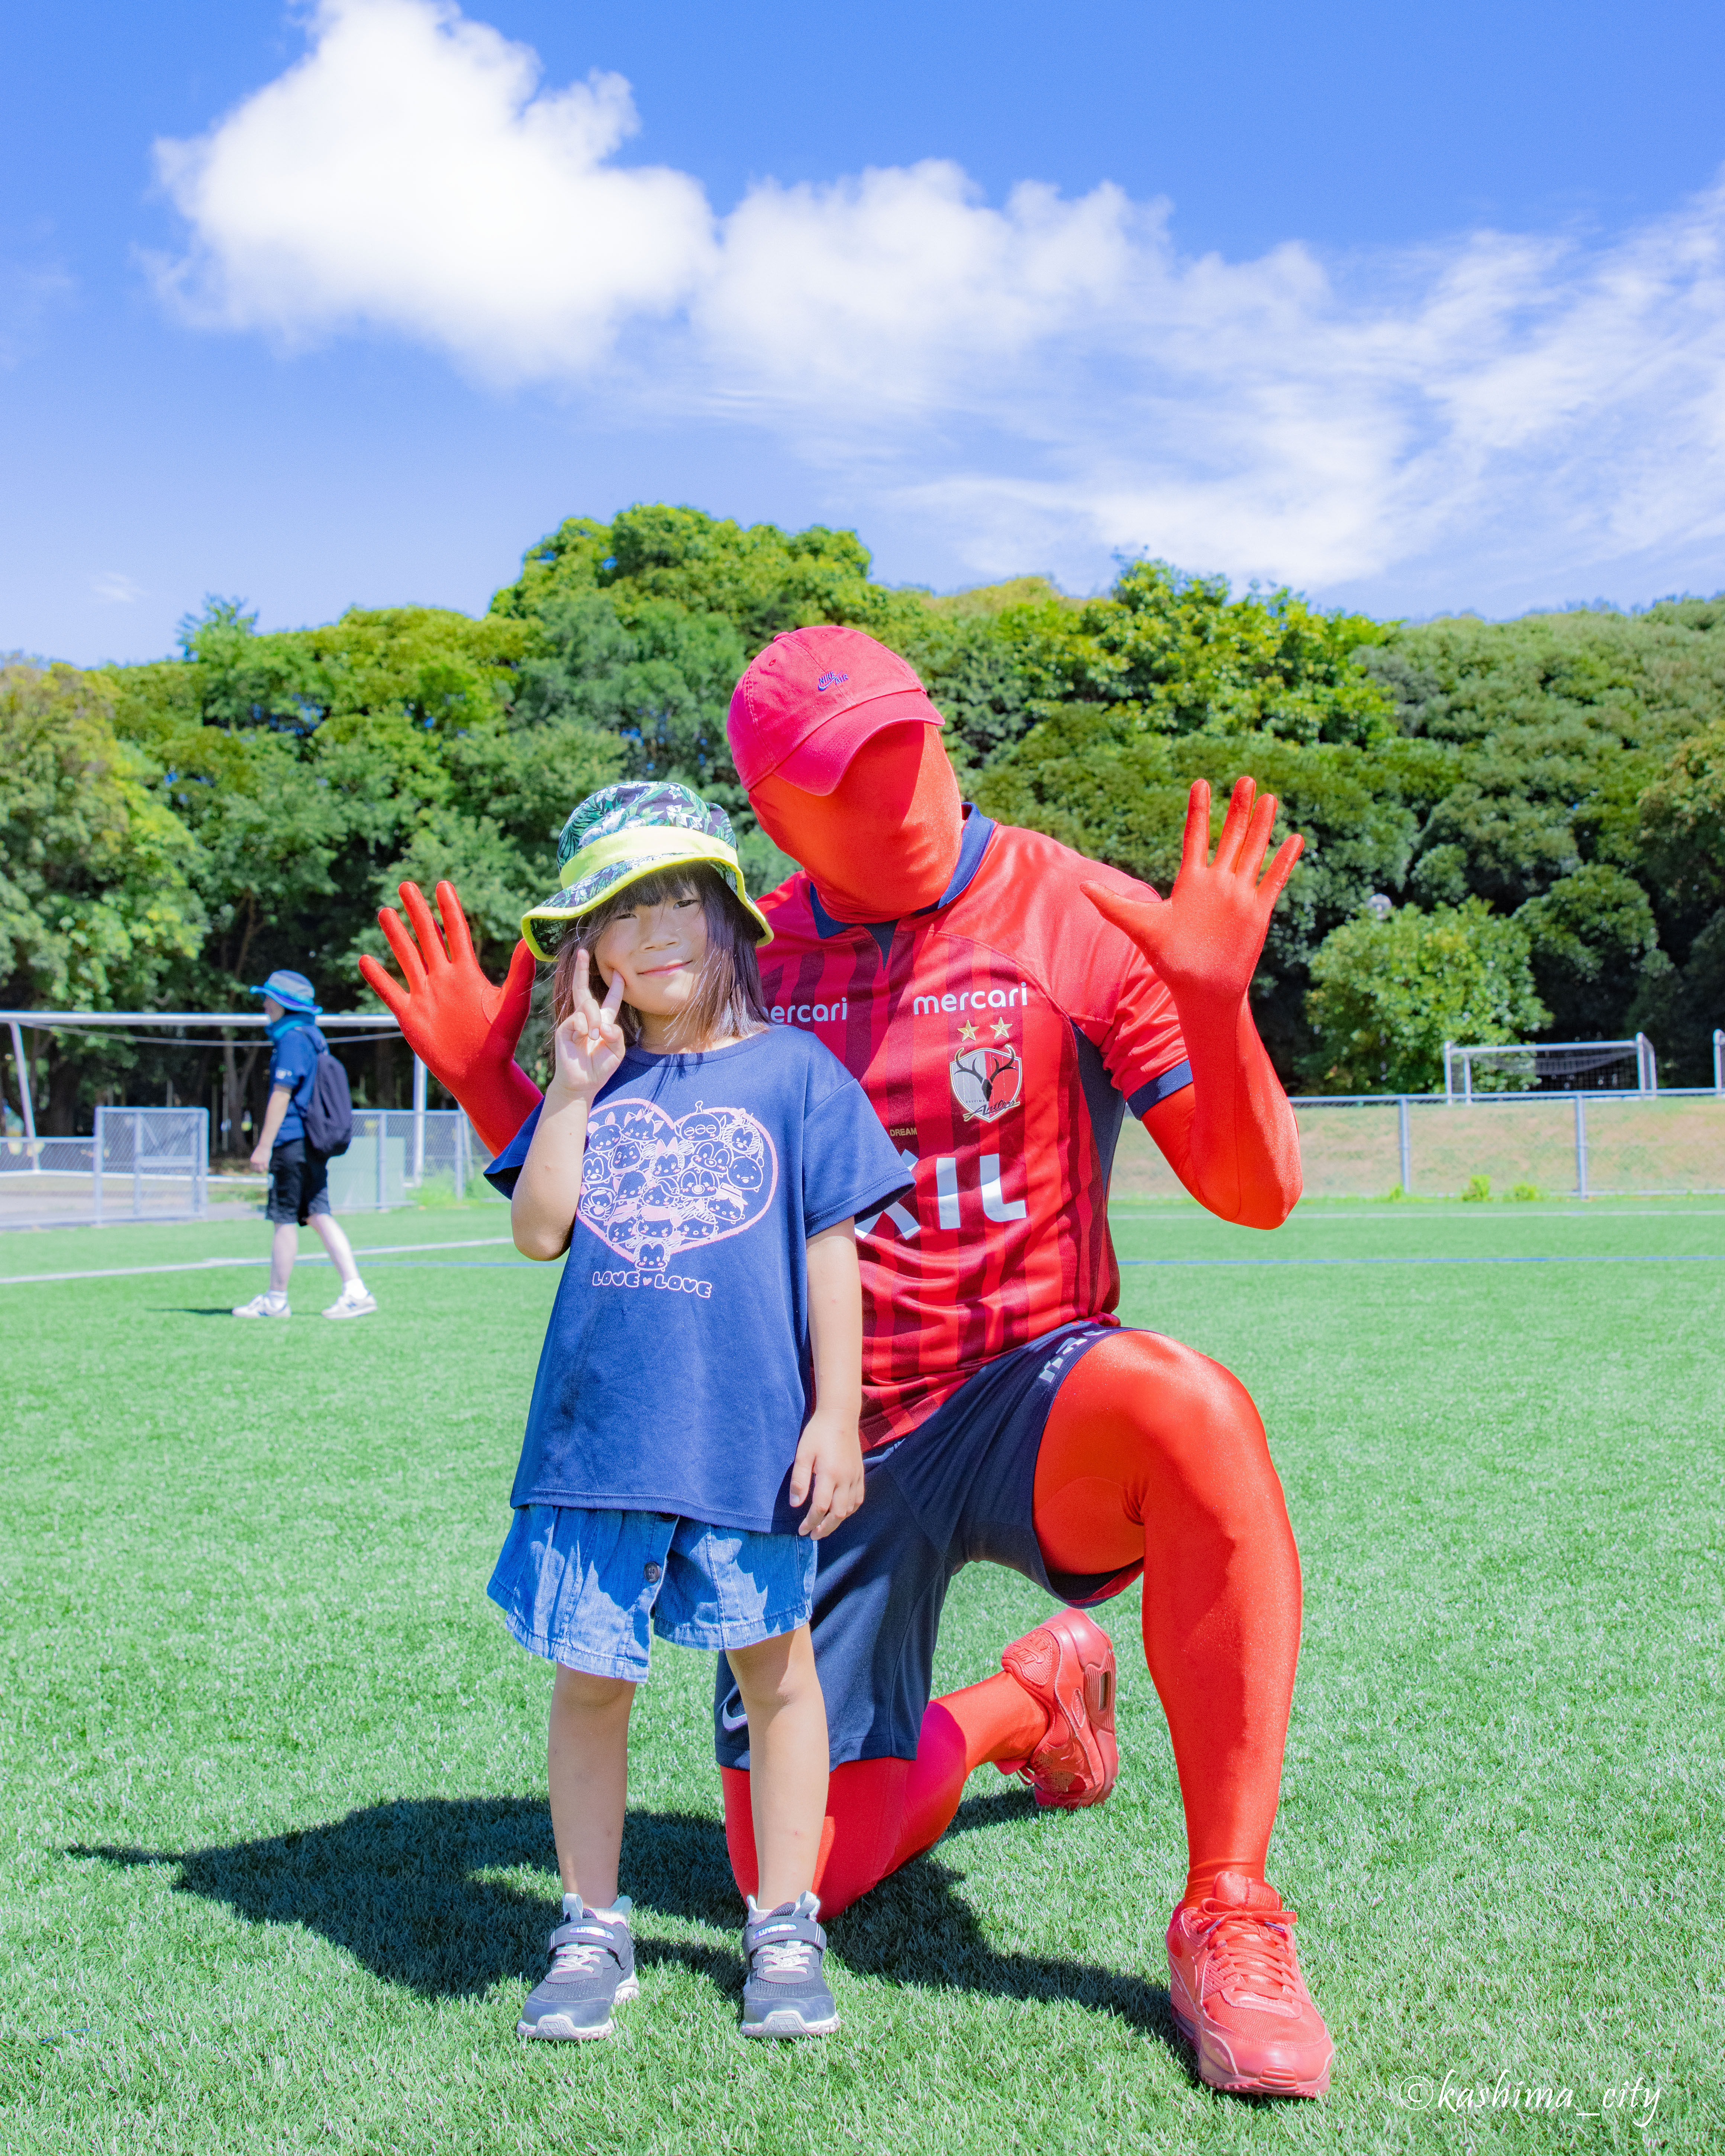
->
[[579, 1100, 778, 1275]]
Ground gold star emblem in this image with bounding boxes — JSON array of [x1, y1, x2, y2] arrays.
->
[[957, 1021, 978, 1042], [992, 1019, 1012, 1039]]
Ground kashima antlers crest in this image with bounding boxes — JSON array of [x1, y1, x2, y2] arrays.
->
[[950, 1039, 1022, 1121]]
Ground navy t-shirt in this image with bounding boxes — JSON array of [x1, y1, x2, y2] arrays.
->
[[486, 1026, 911, 1534], [269, 1022, 327, 1145]]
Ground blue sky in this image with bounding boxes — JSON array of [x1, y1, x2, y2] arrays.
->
[[6, 0, 1725, 665]]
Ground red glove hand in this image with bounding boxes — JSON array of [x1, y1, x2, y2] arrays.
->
[[1084, 777, 1303, 1227], [358, 881, 542, 1159], [1083, 776, 1302, 1013]]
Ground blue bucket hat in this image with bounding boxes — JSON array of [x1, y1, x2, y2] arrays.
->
[[249, 968, 323, 1015], [520, 781, 773, 962]]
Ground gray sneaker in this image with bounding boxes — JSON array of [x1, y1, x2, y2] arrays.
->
[[517, 1895, 638, 2040], [741, 1892, 838, 2037]]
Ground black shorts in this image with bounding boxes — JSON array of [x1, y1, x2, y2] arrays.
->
[[715, 1321, 1141, 1771], [265, 1139, 330, 1226]]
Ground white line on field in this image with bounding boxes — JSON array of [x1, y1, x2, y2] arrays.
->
[[0, 1236, 518, 1287]]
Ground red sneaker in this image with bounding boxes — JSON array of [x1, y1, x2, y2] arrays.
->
[[1166, 1872, 1333, 2098], [996, 1608, 1119, 1808]]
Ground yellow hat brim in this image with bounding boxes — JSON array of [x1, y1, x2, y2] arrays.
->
[[520, 829, 773, 962]]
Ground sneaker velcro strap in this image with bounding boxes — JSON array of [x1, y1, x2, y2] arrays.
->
[[550, 1919, 620, 1950]]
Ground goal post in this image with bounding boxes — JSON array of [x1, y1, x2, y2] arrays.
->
[[2, 1007, 402, 1176], [1442, 1035, 1655, 1104], [0, 1007, 490, 1226]]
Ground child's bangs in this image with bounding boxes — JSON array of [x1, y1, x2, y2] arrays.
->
[[607, 866, 701, 917], [550, 863, 768, 1050]]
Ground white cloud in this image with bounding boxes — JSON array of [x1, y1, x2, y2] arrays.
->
[[694, 165, 1147, 411], [152, 0, 713, 374], [91, 572, 144, 605], [151, 0, 1725, 604]]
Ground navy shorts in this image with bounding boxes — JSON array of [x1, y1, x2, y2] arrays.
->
[[714, 1321, 1139, 1771], [265, 1139, 329, 1225]]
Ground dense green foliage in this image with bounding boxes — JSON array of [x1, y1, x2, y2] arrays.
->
[[979, 593, 1725, 1086], [6, 504, 1725, 1133], [1305, 899, 1549, 1095]]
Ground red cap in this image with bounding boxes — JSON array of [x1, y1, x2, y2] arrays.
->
[[727, 625, 944, 795]]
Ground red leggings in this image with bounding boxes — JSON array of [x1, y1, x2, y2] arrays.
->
[[723, 1329, 1303, 1916]]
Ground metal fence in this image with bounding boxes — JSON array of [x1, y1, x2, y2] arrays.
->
[[326, 1108, 489, 1211], [0, 1104, 492, 1227], [1112, 1088, 1725, 1201], [0, 1107, 210, 1226]]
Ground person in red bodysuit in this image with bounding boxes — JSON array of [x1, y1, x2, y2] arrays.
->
[[362, 626, 1333, 2098]]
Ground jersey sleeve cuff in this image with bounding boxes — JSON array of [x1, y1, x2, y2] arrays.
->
[[1127, 1059, 1193, 1117]]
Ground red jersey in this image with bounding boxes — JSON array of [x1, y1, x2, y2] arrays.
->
[[756, 813, 1192, 1447]]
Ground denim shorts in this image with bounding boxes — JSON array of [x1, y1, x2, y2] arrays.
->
[[489, 1504, 818, 1683]]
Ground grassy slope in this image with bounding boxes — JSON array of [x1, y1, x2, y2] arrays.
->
[[1, 1201, 1721, 2152]]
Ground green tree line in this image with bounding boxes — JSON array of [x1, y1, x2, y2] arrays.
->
[[5, 503, 1725, 1140]]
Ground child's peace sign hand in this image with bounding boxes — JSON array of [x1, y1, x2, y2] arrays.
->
[[550, 952, 627, 1101]]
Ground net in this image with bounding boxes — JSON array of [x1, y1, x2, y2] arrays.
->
[[0, 1008, 487, 1228], [3, 1008, 403, 1164], [1445, 1036, 1651, 1099], [1109, 1091, 1725, 1201]]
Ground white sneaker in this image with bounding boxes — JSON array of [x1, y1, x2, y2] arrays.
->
[[233, 1290, 290, 1319], [323, 1279, 378, 1320]]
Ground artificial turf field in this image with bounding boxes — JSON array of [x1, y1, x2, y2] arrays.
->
[[1, 1196, 1721, 2153]]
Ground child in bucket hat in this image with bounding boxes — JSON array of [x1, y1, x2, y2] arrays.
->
[[231, 968, 375, 1322], [483, 781, 910, 2045], [522, 781, 774, 1055]]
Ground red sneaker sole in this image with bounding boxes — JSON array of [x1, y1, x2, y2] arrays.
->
[[1002, 1613, 1119, 1806], [1170, 2001, 1332, 2099]]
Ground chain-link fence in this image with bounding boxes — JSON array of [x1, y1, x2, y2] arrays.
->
[[0, 1104, 498, 1227], [0, 1107, 210, 1226], [326, 1108, 496, 1211], [1112, 1088, 1725, 1201]]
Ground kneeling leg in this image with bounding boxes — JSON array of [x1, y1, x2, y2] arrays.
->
[[722, 1700, 1012, 1920], [1032, 1330, 1302, 1902]]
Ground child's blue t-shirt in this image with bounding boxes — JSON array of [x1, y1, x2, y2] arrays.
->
[[484, 1026, 910, 1535]]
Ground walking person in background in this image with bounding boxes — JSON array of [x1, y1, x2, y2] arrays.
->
[[231, 968, 377, 1321]]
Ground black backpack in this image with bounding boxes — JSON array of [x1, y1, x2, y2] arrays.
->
[[302, 1049, 354, 1157]]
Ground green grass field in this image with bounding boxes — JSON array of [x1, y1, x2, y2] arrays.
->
[[2, 1196, 1721, 2153]]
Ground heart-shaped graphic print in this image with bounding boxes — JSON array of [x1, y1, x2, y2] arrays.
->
[[579, 1100, 778, 1274]]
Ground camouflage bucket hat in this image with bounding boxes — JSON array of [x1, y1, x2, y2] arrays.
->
[[520, 781, 773, 962]]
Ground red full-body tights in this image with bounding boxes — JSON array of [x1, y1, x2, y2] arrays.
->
[[361, 726, 1307, 1918], [720, 728, 1306, 1914]]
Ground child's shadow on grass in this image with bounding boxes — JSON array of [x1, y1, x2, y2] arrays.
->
[[73, 1790, 1177, 2047]]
